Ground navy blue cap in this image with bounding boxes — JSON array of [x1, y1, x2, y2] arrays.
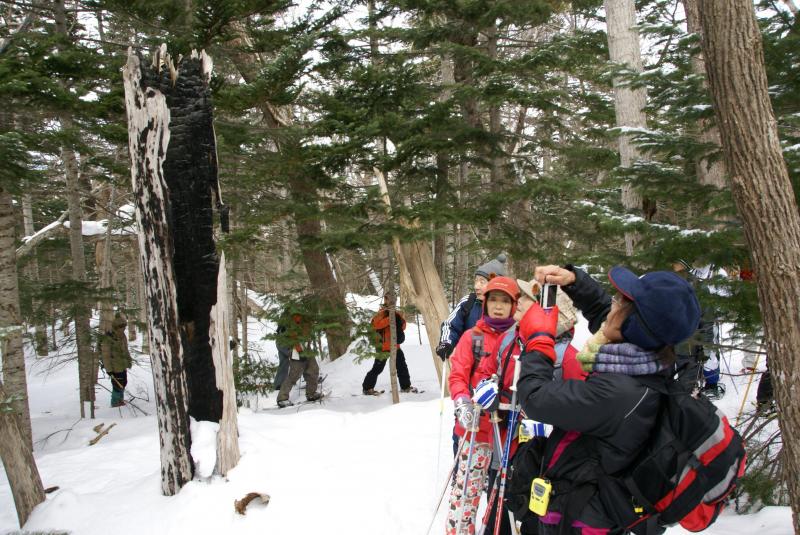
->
[[608, 266, 701, 350]]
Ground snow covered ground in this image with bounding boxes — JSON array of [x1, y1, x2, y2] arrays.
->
[[0, 298, 793, 535]]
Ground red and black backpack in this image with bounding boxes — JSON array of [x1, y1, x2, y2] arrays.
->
[[508, 377, 747, 535], [614, 377, 747, 533]]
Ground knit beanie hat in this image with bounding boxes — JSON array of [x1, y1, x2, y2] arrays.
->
[[475, 254, 508, 279], [608, 266, 701, 350]]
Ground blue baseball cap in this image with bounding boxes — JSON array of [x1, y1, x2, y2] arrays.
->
[[608, 266, 702, 350]]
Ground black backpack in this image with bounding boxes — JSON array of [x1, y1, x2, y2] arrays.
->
[[507, 378, 746, 535]]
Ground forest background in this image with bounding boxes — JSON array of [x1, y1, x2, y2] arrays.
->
[[1, 0, 800, 531]]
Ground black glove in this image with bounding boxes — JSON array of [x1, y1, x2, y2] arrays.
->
[[436, 341, 453, 361]]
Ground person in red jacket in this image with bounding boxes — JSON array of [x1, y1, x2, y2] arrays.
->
[[362, 293, 418, 395], [447, 276, 520, 535]]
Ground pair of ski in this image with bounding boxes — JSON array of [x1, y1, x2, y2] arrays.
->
[[428, 356, 522, 535]]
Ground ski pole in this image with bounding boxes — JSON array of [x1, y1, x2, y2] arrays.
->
[[477, 415, 505, 535], [434, 360, 449, 494], [493, 352, 522, 535], [425, 433, 468, 535], [457, 403, 481, 535]]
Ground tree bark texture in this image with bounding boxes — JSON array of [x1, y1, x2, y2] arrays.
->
[[605, 0, 648, 254], [697, 2, 800, 531], [123, 49, 194, 495], [0, 190, 33, 450], [210, 253, 240, 475], [682, 0, 727, 189], [0, 380, 45, 527], [141, 48, 228, 423]]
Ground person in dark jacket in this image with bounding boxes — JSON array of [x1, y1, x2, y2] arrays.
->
[[515, 264, 701, 534], [362, 293, 417, 395], [101, 314, 133, 407], [437, 254, 508, 360]]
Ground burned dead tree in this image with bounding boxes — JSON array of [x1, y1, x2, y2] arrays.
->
[[123, 45, 239, 495]]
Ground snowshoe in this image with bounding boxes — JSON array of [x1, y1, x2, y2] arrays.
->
[[277, 399, 294, 408], [701, 383, 726, 401], [363, 388, 384, 396], [306, 392, 324, 403]]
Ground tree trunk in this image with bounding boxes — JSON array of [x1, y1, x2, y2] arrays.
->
[[605, 0, 648, 255], [697, 2, 800, 531], [683, 0, 727, 189], [0, 190, 33, 450], [54, 0, 94, 418], [123, 49, 194, 495], [0, 380, 44, 527], [124, 46, 239, 486], [134, 240, 150, 354], [21, 194, 48, 356], [384, 241, 399, 405], [240, 275, 248, 356], [210, 253, 240, 476], [375, 169, 449, 382]]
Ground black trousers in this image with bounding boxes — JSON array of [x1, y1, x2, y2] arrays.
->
[[109, 370, 128, 392], [362, 348, 410, 390]]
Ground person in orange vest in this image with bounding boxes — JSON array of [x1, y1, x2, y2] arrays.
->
[[362, 293, 418, 395]]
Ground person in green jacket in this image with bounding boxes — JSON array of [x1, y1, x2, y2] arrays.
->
[[101, 314, 133, 407]]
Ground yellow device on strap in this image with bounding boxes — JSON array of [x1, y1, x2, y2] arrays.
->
[[529, 477, 552, 516]]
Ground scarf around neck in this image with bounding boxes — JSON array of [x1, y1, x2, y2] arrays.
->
[[483, 315, 516, 333], [577, 322, 668, 376]]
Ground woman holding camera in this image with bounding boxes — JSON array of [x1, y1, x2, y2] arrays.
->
[[446, 276, 522, 535], [514, 264, 701, 534]]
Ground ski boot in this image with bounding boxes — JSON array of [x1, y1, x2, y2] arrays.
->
[[401, 386, 419, 393], [277, 399, 294, 408], [701, 382, 726, 401], [306, 392, 324, 402]]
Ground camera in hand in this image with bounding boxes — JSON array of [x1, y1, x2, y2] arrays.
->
[[540, 283, 557, 309]]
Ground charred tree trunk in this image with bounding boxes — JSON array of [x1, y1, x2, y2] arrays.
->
[[124, 47, 241, 491], [605, 0, 649, 255], [123, 49, 194, 495], [0, 380, 44, 527], [0, 190, 33, 450], [697, 2, 800, 530]]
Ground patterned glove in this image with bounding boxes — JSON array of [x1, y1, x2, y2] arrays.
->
[[518, 303, 559, 362], [436, 341, 454, 361], [472, 379, 498, 410], [454, 396, 478, 431]]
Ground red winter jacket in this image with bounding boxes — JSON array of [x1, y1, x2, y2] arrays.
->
[[560, 343, 587, 381], [450, 318, 521, 453]]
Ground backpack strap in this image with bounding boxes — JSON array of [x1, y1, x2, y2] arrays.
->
[[468, 329, 489, 391], [460, 292, 478, 326]]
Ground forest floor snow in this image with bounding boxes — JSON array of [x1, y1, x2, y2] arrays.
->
[[0, 301, 793, 534]]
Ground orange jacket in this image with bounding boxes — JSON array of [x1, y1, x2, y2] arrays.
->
[[371, 309, 406, 352]]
